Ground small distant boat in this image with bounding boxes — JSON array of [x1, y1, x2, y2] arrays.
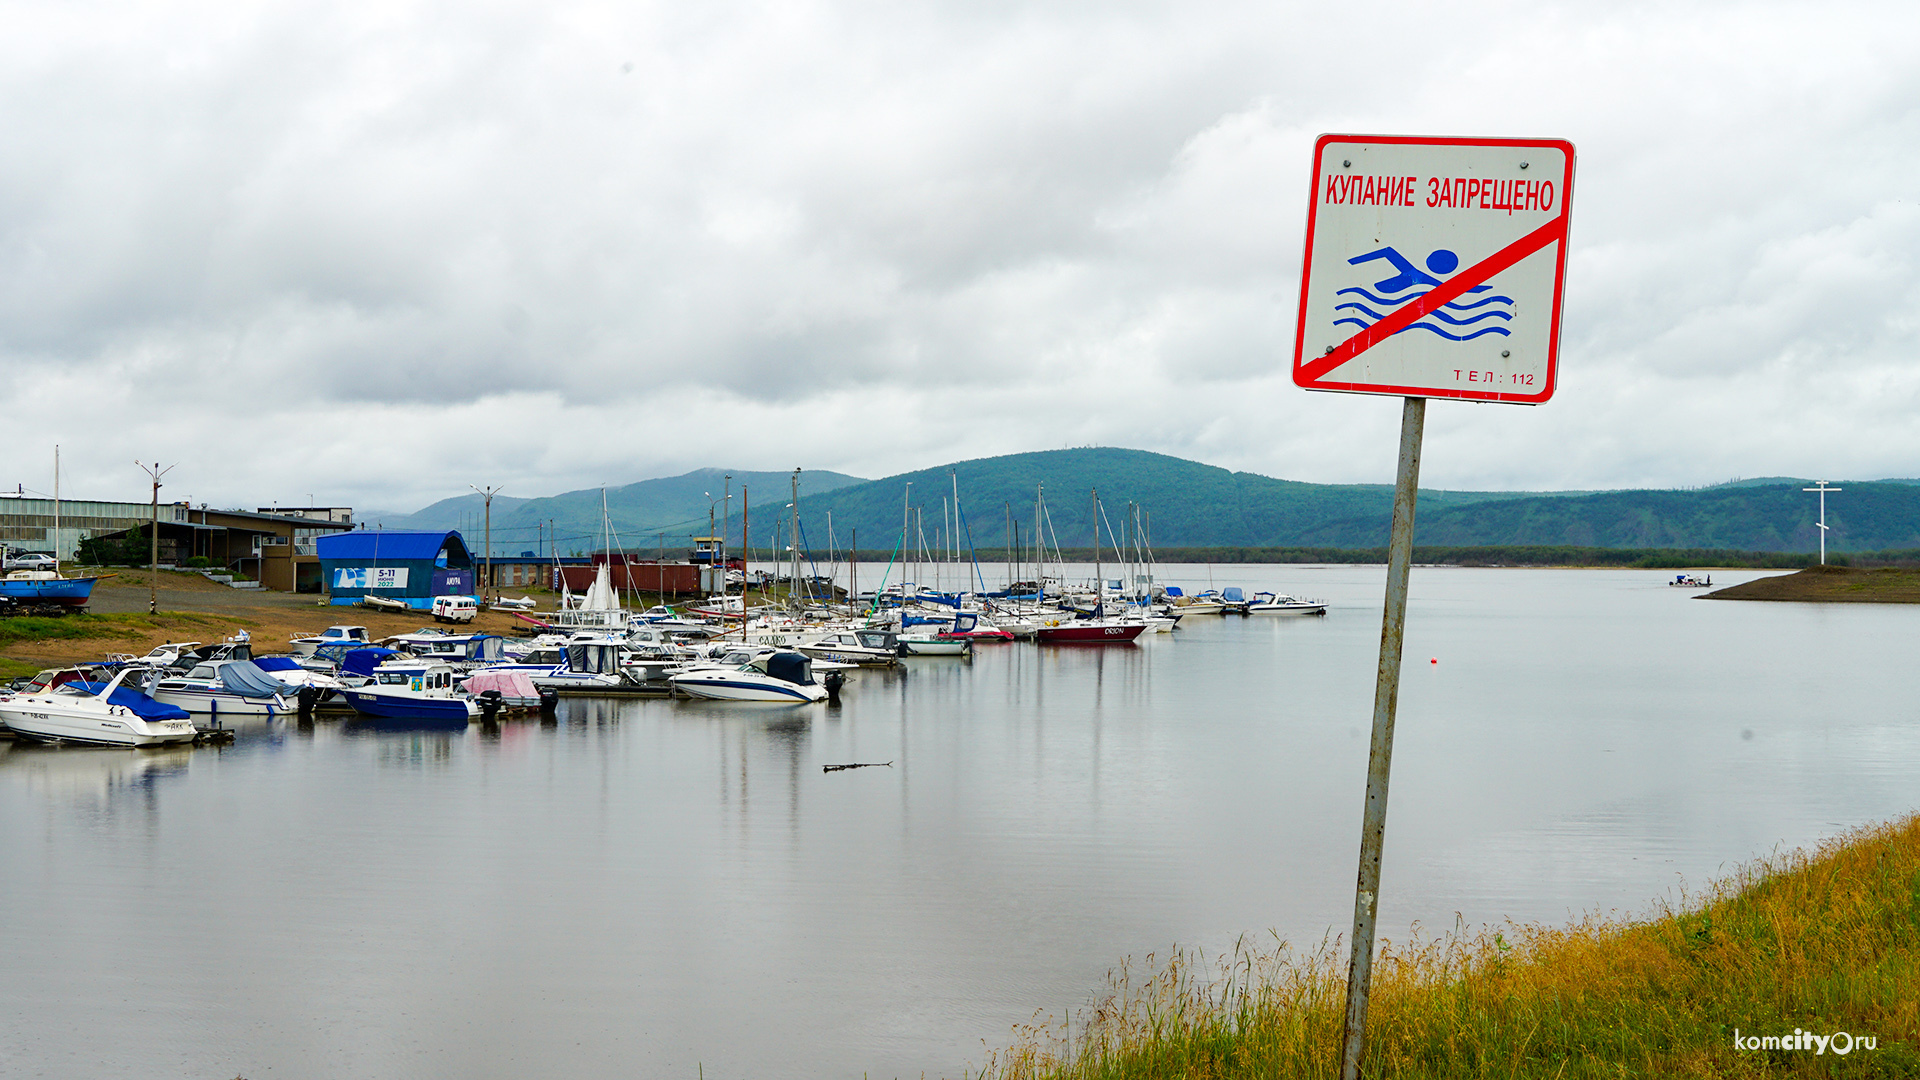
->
[[361, 594, 410, 613], [668, 651, 831, 703], [1247, 591, 1329, 616], [490, 596, 536, 610], [1669, 574, 1713, 588], [1219, 587, 1252, 615], [0, 668, 197, 747]]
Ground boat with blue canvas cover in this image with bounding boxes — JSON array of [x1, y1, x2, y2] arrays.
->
[[146, 660, 292, 717], [0, 668, 197, 747]]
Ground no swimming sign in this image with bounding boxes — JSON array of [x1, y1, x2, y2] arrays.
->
[[1293, 134, 1575, 404]]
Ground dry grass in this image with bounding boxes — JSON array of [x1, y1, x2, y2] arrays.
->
[[969, 816, 1920, 1078]]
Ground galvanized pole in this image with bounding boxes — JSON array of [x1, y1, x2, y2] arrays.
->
[[1340, 396, 1426, 1080]]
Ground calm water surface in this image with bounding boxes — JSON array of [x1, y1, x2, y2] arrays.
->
[[2, 566, 1916, 1079]]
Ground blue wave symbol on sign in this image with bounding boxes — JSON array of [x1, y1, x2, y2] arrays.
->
[[1332, 247, 1513, 341]]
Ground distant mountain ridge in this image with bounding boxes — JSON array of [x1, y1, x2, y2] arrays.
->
[[366, 451, 1917, 556]]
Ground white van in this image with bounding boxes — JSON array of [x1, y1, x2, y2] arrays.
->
[[431, 595, 478, 623]]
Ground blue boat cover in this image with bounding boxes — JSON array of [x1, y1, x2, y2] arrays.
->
[[342, 648, 400, 677], [218, 660, 290, 698], [766, 652, 815, 686], [1222, 587, 1245, 602], [73, 682, 192, 721], [1164, 586, 1184, 597], [252, 656, 304, 673]]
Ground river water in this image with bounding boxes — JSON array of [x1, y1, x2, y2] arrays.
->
[[2, 565, 1915, 1079]]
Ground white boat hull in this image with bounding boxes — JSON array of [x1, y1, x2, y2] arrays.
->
[[667, 672, 827, 703], [148, 687, 287, 716], [0, 701, 197, 747]]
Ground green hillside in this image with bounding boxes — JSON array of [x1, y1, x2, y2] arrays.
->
[[370, 450, 1915, 558], [379, 468, 867, 555], [740, 448, 1554, 556]]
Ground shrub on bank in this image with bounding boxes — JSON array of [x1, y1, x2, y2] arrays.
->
[[975, 817, 1920, 1078]]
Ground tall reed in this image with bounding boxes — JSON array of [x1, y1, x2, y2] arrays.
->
[[969, 815, 1920, 1078]]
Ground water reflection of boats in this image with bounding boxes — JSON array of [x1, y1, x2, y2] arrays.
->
[[0, 741, 194, 798]]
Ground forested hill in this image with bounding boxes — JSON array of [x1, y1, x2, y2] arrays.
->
[[376, 449, 1918, 556], [755, 450, 1917, 556], [750, 448, 1551, 553]]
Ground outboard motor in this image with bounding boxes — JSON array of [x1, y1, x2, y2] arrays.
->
[[538, 687, 560, 713], [477, 689, 504, 723], [296, 685, 322, 717], [823, 671, 845, 703]]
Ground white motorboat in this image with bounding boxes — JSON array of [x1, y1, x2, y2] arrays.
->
[[146, 660, 292, 717], [668, 651, 833, 703], [288, 626, 373, 657], [1247, 591, 1329, 616], [895, 632, 971, 656], [798, 630, 901, 666], [0, 668, 198, 747], [471, 633, 630, 690], [1668, 573, 1713, 588]]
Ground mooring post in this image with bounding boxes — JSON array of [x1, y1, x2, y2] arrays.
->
[[1340, 395, 1426, 1080]]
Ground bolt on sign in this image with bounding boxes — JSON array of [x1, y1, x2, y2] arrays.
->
[[1293, 134, 1575, 403]]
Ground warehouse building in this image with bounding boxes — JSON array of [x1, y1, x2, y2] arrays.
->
[[317, 530, 475, 609]]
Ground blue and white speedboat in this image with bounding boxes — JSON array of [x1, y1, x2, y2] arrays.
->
[[337, 652, 479, 721], [667, 651, 830, 703], [0, 668, 197, 746]]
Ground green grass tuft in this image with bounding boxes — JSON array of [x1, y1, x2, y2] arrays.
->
[[971, 817, 1920, 1078]]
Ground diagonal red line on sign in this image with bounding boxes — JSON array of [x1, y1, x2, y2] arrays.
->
[[1297, 213, 1569, 384]]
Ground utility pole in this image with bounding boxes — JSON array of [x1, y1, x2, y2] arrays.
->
[[723, 473, 732, 611], [1803, 481, 1842, 565], [137, 461, 175, 615], [470, 484, 503, 603]]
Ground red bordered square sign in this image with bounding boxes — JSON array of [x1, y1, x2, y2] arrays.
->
[[1293, 134, 1575, 404]]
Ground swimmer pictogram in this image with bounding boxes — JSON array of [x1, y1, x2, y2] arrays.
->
[[1334, 246, 1514, 342]]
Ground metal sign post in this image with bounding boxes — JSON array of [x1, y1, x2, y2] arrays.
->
[[1291, 133, 1575, 1080]]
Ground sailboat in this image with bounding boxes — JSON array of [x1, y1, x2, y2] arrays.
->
[[1034, 489, 1146, 644], [542, 489, 629, 630]]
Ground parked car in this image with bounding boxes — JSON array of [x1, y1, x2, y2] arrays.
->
[[4, 553, 58, 571]]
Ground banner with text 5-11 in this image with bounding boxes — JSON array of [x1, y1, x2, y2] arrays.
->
[[1293, 134, 1575, 404]]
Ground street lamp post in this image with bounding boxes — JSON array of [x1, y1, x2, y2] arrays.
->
[[470, 484, 504, 602]]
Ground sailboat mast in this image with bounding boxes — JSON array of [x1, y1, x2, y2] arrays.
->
[[1091, 487, 1100, 611], [789, 468, 801, 610], [52, 446, 60, 570]]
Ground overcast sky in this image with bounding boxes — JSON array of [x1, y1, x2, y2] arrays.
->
[[6, 0, 1917, 512]]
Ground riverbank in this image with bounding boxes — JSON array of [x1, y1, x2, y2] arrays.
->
[[975, 814, 1920, 1078], [1703, 564, 1920, 604]]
